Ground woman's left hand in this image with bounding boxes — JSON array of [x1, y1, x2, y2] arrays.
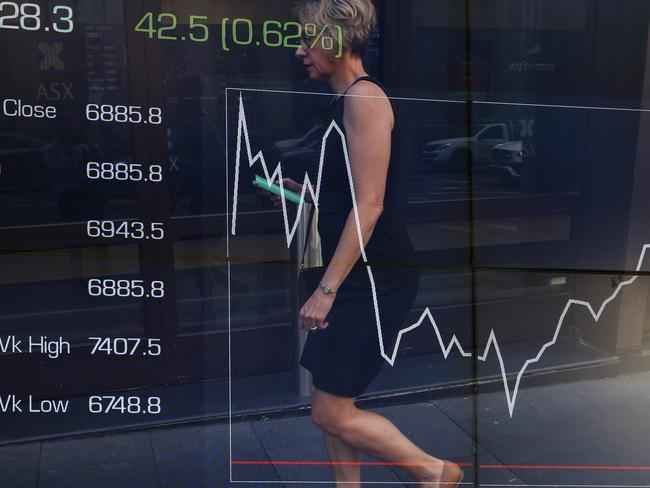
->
[[299, 290, 335, 331]]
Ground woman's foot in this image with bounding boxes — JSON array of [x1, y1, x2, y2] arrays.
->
[[416, 457, 464, 488], [440, 460, 464, 487]]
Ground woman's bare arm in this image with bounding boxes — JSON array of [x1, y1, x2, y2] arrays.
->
[[320, 82, 394, 291]]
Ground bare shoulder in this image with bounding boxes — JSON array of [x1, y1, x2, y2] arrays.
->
[[347, 79, 386, 99], [344, 80, 393, 127]]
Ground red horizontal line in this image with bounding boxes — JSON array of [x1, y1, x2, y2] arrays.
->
[[232, 461, 650, 471], [488, 465, 650, 471], [232, 461, 474, 467]]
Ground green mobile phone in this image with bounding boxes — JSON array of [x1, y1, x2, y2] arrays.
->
[[253, 175, 302, 205]]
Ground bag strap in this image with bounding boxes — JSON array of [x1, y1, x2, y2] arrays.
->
[[299, 204, 316, 270]]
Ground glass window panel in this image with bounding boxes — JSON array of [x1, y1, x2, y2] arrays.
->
[[0, 0, 141, 228]]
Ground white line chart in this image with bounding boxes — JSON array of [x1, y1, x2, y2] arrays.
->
[[229, 92, 649, 417]]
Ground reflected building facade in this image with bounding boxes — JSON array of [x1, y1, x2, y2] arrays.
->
[[0, 0, 649, 459]]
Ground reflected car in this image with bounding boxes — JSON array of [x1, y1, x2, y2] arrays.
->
[[0, 133, 49, 191], [490, 140, 523, 188], [274, 125, 324, 179], [274, 125, 322, 151], [420, 123, 511, 173]]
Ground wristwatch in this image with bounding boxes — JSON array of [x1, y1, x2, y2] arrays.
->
[[319, 283, 337, 295]]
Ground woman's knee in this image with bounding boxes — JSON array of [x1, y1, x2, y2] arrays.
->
[[312, 406, 346, 436], [311, 392, 354, 436], [311, 402, 334, 433]]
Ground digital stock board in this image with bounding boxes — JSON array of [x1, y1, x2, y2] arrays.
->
[[1, 1, 650, 487]]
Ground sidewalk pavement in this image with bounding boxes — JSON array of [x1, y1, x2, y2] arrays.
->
[[3, 370, 650, 487]]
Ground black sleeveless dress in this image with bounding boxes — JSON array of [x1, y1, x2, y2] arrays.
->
[[299, 76, 420, 398]]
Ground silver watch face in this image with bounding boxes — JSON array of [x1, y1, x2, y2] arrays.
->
[[321, 285, 333, 294]]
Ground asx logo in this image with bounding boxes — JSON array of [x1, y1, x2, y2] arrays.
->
[[520, 118, 535, 138], [38, 43, 64, 70], [36, 82, 74, 101]]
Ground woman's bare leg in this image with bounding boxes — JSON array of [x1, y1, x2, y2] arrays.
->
[[311, 385, 361, 485], [311, 387, 463, 486], [324, 432, 361, 487]]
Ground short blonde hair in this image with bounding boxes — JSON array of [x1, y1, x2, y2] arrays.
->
[[294, 0, 377, 58]]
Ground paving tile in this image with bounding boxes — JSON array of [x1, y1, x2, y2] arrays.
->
[[615, 371, 650, 392], [465, 412, 591, 465], [390, 450, 527, 486], [477, 452, 526, 486], [523, 377, 650, 422], [542, 408, 650, 461], [151, 421, 280, 487], [600, 442, 650, 469], [459, 378, 650, 479], [511, 448, 650, 486], [373, 402, 477, 459], [389, 453, 476, 486], [39, 459, 160, 488], [522, 377, 650, 455], [230, 421, 283, 484], [0, 442, 40, 488], [251, 414, 405, 484], [39, 431, 153, 470], [515, 380, 594, 415], [434, 389, 542, 422], [4, 370, 650, 488], [150, 423, 228, 488]]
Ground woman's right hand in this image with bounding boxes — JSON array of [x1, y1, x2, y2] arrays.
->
[[269, 177, 305, 207]]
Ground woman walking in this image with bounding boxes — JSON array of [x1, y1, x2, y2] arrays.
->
[[275, 1, 464, 485]]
